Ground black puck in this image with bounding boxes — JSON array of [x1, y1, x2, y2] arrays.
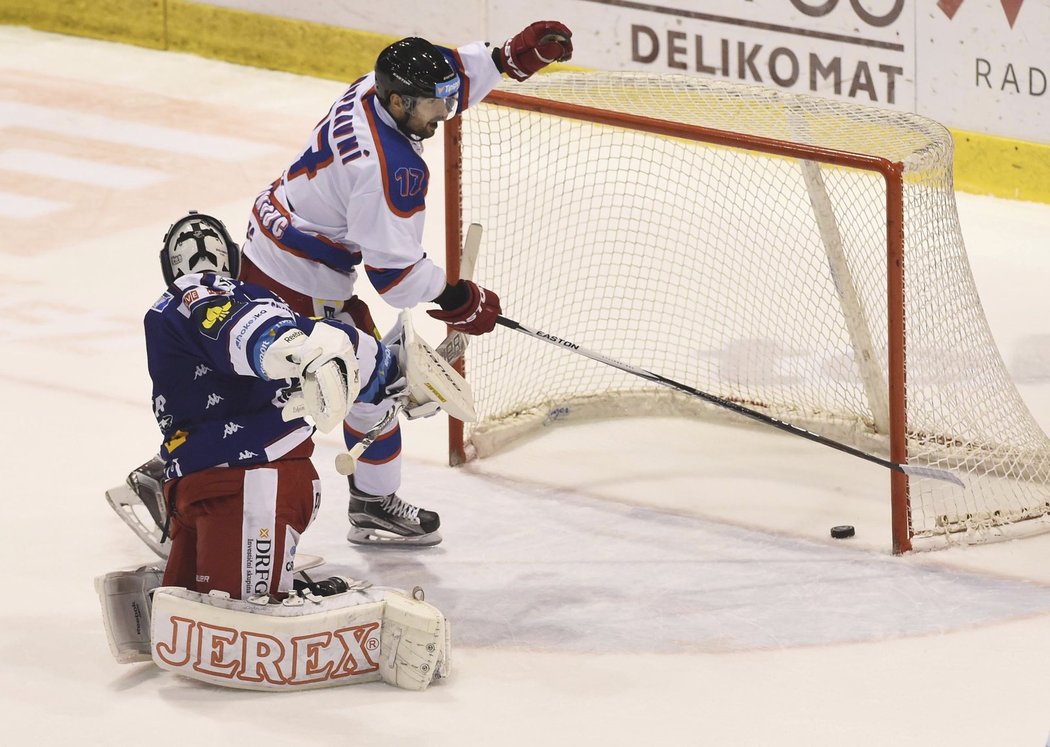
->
[[830, 525, 855, 539]]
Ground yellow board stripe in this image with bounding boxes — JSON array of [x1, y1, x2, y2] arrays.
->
[[1, 0, 1044, 204]]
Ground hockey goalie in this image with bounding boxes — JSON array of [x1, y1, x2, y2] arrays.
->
[[96, 210, 473, 691]]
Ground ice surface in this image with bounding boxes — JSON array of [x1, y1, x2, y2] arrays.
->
[[2, 26, 1050, 746]]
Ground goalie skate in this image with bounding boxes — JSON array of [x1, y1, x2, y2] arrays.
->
[[105, 455, 169, 559], [347, 477, 442, 548]]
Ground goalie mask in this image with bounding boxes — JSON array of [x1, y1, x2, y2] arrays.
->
[[160, 211, 241, 285]]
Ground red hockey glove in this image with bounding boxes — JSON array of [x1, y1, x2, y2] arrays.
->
[[497, 21, 573, 81], [427, 280, 502, 335]]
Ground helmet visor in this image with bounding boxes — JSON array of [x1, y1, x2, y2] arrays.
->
[[403, 94, 458, 121]]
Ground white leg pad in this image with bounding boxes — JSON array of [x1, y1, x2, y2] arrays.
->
[[144, 583, 450, 691], [95, 566, 165, 664], [379, 590, 451, 691]]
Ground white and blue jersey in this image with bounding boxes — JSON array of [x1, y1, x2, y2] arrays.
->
[[145, 272, 396, 479], [242, 41, 503, 307]]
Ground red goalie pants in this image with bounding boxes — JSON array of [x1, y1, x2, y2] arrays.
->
[[162, 453, 320, 600]]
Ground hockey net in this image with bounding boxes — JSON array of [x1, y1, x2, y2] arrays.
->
[[443, 71, 1050, 553]]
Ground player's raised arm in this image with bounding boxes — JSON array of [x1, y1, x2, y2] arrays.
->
[[493, 21, 573, 81]]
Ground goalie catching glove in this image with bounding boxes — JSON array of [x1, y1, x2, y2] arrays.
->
[[495, 21, 573, 81], [427, 279, 501, 335], [261, 322, 361, 433]]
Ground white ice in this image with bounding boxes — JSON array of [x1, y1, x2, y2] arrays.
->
[[2, 26, 1050, 746]]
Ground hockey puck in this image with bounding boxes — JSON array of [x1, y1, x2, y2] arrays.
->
[[830, 525, 855, 539]]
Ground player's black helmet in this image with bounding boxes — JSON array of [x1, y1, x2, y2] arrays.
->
[[160, 211, 241, 285], [374, 37, 460, 102]]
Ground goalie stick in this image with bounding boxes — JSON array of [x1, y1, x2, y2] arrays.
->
[[434, 222, 483, 365], [494, 316, 964, 488]]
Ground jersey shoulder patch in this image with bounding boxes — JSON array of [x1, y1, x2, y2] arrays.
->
[[191, 297, 242, 341], [150, 291, 173, 313], [363, 94, 429, 218]]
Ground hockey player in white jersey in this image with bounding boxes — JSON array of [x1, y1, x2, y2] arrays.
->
[[238, 23, 573, 547]]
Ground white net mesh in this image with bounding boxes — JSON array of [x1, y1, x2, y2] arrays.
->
[[453, 72, 1050, 545]]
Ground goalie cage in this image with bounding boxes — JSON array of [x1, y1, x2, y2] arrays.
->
[[443, 71, 1050, 554]]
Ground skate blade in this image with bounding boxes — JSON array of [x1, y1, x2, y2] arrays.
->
[[105, 485, 170, 560], [346, 526, 442, 548]]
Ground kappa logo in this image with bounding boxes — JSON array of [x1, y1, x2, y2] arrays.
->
[[238, 450, 258, 460], [222, 422, 244, 438], [194, 364, 212, 379], [938, 0, 1025, 28], [205, 393, 223, 408]]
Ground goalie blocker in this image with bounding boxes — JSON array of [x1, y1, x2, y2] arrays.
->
[[95, 567, 450, 691]]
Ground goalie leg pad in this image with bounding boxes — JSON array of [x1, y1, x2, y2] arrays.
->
[[146, 583, 450, 692], [379, 589, 451, 690], [95, 565, 165, 663], [150, 585, 386, 690]]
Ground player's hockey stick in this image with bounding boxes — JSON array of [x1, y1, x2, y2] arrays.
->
[[495, 316, 964, 487], [435, 222, 483, 365]]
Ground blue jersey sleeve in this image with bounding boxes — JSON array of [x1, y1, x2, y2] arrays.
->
[[144, 273, 314, 477]]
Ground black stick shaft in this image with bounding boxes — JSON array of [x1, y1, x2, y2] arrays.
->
[[495, 316, 962, 487]]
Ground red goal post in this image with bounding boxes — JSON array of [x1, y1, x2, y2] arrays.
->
[[443, 72, 1050, 553]]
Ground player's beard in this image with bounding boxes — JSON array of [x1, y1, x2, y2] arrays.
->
[[393, 110, 440, 141], [410, 116, 441, 139]]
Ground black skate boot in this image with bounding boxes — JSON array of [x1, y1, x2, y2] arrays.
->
[[347, 477, 442, 547]]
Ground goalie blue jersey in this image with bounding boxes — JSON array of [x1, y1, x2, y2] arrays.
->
[[144, 272, 343, 479]]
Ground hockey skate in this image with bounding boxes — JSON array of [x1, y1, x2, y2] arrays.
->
[[105, 455, 169, 559], [347, 476, 442, 548]]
